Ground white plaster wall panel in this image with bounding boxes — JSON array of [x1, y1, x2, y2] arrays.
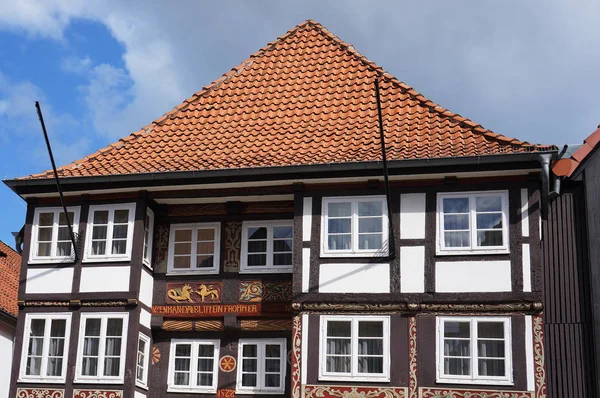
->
[[435, 261, 511, 292], [319, 263, 390, 293], [139, 269, 154, 306], [79, 266, 130, 292], [0, 322, 14, 398], [521, 188, 530, 237], [134, 392, 146, 398], [525, 315, 535, 391], [303, 197, 313, 241], [25, 267, 74, 294], [400, 193, 426, 239], [400, 246, 425, 293], [522, 243, 532, 292], [140, 309, 152, 329], [301, 314, 309, 384], [302, 248, 310, 293]]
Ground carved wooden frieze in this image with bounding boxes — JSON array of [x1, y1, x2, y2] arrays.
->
[[533, 315, 547, 398], [195, 320, 225, 331], [153, 302, 292, 318], [73, 391, 123, 398], [238, 319, 292, 331], [419, 388, 534, 398], [239, 281, 292, 302], [408, 316, 417, 398], [304, 386, 407, 398], [291, 316, 302, 398], [16, 389, 64, 398], [167, 204, 227, 217], [163, 320, 193, 331], [154, 224, 169, 270], [166, 282, 222, 304], [224, 221, 241, 272]]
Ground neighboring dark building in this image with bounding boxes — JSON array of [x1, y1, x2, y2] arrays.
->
[[3, 20, 558, 398], [546, 126, 600, 397]]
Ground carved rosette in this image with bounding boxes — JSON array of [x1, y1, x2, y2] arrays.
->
[[224, 221, 242, 272], [304, 385, 407, 398], [152, 346, 161, 364], [73, 390, 123, 398], [239, 281, 292, 302], [419, 388, 534, 398], [291, 315, 302, 398], [408, 316, 417, 398], [533, 315, 547, 398], [16, 389, 64, 398]]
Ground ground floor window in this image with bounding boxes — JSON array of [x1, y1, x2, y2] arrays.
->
[[168, 339, 219, 393], [237, 338, 287, 394], [437, 316, 513, 385]]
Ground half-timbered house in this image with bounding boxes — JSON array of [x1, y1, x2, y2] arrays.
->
[[4, 20, 557, 398]]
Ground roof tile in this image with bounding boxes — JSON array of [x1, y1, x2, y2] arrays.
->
[[0, 240, 20, 318]]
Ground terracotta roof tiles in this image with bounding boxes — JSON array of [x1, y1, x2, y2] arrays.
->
[[0, 240, 21, 318], [23, 20, 554, 180]]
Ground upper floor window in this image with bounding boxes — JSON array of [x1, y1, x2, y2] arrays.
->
[[437, 191, 509, 255], [168, 223, 220, 274], [30, 207, 80, 263], [321, 196, 388, 257], [168, 339, 219, 393], [437, 316, 512, 385], [240, 221, 293, 273], [136, 333, 150, 389], [319, 315, 390, 382], [75, 313, 128, 383], [143, 208, 155, 268], [237, 338, 286, 394], [19, 313, 71, 383], [84, 203, 136, 262]]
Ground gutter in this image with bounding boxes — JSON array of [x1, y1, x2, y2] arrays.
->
[[4, 151, 558, 194]]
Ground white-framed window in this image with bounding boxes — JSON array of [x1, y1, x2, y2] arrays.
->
[[143, 208, 154, 268], [30, 207, 80, 264], [84, 203, 136, 262], [18, 313, 71, 383], [437, 191, 509, 255], [75, 313, 129, 383], [240, 220, 293, 273], [167, 339, 219, 393], [237, 338, 287, 394], [319, 315, 390, 382], [136, 333, 151, 389], [436, 316, 513, 385], [167, 222, 220, 274], [321, 196, 389, 257]]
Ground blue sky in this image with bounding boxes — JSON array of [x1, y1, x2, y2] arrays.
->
[[1, 1, 599, 248]]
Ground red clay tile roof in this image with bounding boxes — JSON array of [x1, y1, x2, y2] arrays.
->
[[25, 20, 554, 180], [553, 125, 600, 177], [0, 240, 21, 318]]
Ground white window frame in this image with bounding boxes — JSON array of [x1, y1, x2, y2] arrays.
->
[[83, 203, 136, 262], [240, 220, 293, 274], [321, 196, 389, 257], [29, 207, 81, 264], [167, 339, 220, 393], [236, 338, 287, 394], [74, 312, 129, 384], [18, 313, 72, 383], [143, 208, 155, 268], [436, 191, 510, 255], [136, 333, 151, 389], [167, 222, 221, 275], [436, 316, 513, 385], [319, 315, 390, 382]]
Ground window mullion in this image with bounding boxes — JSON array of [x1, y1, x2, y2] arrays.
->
[[51, 210, 59, 258], [470, 196, 477, 250], [352, 201, 358, 253], [40, 318, 50, 378], [472, 320, 477, 379], [190, 342, 198, 388], [259, 342, 265, 390], [106, 209, 115, 255], [267, 226, 273, 268], [351, 319, 357, 377], [98, 317, 107, 378]]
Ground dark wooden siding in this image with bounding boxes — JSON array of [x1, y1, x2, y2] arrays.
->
[[542, 187, 597, 397]]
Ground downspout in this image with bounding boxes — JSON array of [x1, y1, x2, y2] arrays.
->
[[539, 154, 551, 216]]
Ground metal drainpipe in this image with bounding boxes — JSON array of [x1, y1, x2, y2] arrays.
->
[[538, 154, 552, 217]]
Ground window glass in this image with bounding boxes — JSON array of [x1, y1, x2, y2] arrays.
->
[[169, 224, 219, 273], [31, 208, 79, 261], [85, 204, 135, 260], [238, 339, 285, 392], [241, 222, 293, 272], [169, 340, 218, 392]]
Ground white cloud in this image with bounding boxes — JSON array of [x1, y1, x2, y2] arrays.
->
[[60, 55, 92, 74]]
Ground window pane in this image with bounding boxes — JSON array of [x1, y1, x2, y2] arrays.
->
[[46, 358, 63, 376], [443, 198, 469, 213], [196, 228, 214, 241], [58, 212, 74, 226], [242, 344, 257, 357], [56, 242, 71, 257], [476, 214, 502, 230], [444, 322, 470, 338], [265, 358, 280, 372], [273, 226, 292, 239], [358, 201, 382, 216], [265, 373, 280, 387], [328, 235, 351, 250], [175, 242, 192, 255], [39, 213, 54, 226], [93, 211, 109, 224], [81, 357, 98, 376], [358, 339, 383, 355], [477, 231, 503, 247], [329, 218, 351, 234], [327, 321, 351, 337], [327, 338, 351, 355], [50, 319, 66, 337], [197, 344, 214, 358], [358, 218, 382, 233], [37, 227, 53, 241], [476, 196, 502, 212], [478, 322, 504, 338], [328, 202, 351, 217], [85, 319, 102, 336], [248, 227, 267, 240], [104, 357, 120, 376], [197, 255, 214, 268], [92, 241, 106, 255], [273, 240, 292, 252], [242, 373, 257, 387], [175, 358, 190, 371], [28, 337, 44, 356], [248, 240, 267, 253], [478, 340, 505, 358], [113, 224, 128, 239], [175, 344, 191, 357], [444, 231, 470, 247], [358, 234, 382, 250], [114, 209, 129, 223], [58, 226, 71, 241], [83, 338, 100, 356], [48, 338, 64, 356], [444, 214, 469, 230], [30, 319, 46, 336], [106, 319, 123, 336], [197, 372, 213, 386], [112, 240, 127, 255], [358, 356, 383, 374], [444, 358, 471, 375], [326, 356, 350, 373], [197, 241, 214, 254], [242, 358, 257, 372], [105, 338, 121, 356], [92, 225, 107, 240], [359, 321, 383, 337], [174, 256, 191, 268], [444, 339, 470, 356], [26, 357, 42, 376], [478, 358, 505, 376], [37, 242, 52, 257], [197, 358, 214, 371], [175, 229, 192, 242], [273, 253, 292, 266], [174, 372, 189, 385], [265, 344, 281, 357], [248, 254, 266, 266]]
